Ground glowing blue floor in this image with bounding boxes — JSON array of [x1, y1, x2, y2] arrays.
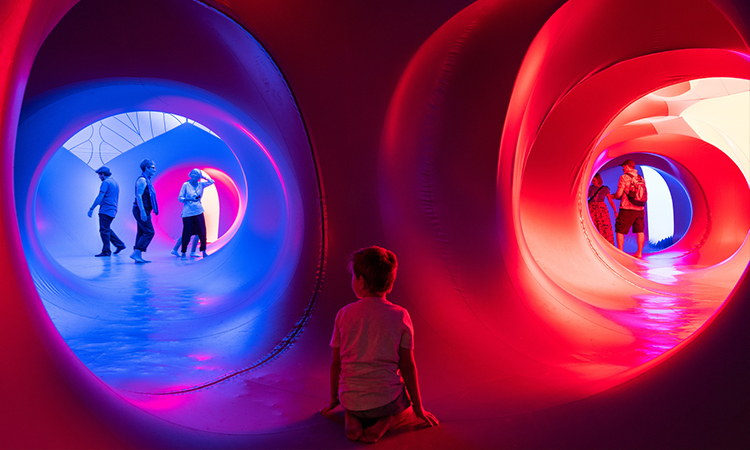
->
[[37, 250, 289, 393]]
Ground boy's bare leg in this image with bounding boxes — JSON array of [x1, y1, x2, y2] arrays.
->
[[360, 415, 394, 443], [344, 411, 364, 441]]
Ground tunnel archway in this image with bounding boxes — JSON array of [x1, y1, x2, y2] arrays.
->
[[14, 0, 325, 396], [2, 0, 750, 448], [380, 0, 750, 413]]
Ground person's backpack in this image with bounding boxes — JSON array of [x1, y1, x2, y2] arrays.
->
[[626, 173, 647, 206]]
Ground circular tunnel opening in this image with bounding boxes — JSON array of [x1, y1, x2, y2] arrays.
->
[[379, 0, 750, 418], [38, 111, 248, 267], [587, 77, 750, 263], [15, 0, 324, 398], [588, 155, 694, 255], [519, 65, 750, 372]]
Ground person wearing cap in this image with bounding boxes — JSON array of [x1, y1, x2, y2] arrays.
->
[[612, 159, 645, 258], [88, 166, 126, 257]]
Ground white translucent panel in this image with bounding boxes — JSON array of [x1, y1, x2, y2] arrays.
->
[[190, 121, 218, 138], [64, 125, 95, 149], [103, 116, 142, 145], [164, 113, 185, 130], [61, 111, 218, 169], [99, 123, 136, 152], [689, 77, 750, 98], [121, 112, 143, 135], [98, 142, 121, 165], [136, 112, 155, 141], [150, 111, 167, 136], [682, 91, 750, 181], [67, 141, 94, 165]]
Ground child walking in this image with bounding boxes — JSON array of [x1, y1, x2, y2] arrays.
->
[[320, 246, 439, 442]]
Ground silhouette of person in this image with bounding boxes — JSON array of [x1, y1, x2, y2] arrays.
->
[[87, 166, 126, 257], [613, 159, 646, 258], [130, 159, 158, 263], [176, 168, 215, 260]]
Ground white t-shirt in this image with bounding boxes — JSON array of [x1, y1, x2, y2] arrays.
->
[[179, 180, 211, 218], [330, 297, 414, 411]]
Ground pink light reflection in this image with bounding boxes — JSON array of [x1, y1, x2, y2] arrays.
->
[[237, 125, 289, 214], [598, 293, 705, 366]]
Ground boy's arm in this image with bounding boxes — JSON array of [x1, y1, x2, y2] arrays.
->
[[398, 347, 439, 426], [319, 347, 341, 415]]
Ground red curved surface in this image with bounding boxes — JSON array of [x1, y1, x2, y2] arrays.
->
[[2, 0, 749, 449]]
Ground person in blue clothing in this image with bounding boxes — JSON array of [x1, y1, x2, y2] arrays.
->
[[87, 166, 126, 257]]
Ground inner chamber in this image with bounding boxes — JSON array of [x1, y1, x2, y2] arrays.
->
[[586, 78, 750, 258], [380, 0, 750, 407], [15, 0, 324, 394], [517, 62, 750, 369]]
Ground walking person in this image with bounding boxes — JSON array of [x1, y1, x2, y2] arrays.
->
[[87, 166, 126, 257], [171, 235, 200, 258], [131, 159, 159, 263], [613, 159, 648, 258], [588, 173, 616, 245]]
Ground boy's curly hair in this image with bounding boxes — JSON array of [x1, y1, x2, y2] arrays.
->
[[348, 246, 398, 295]]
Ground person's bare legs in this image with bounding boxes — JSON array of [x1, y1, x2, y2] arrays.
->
[[190, 236, 200, 257], [171, 237, 182, 256], [360, 415, 395, 443], [344, 411, 364, 442], [635, 232, 644, 258], [616, 233, 625, 251]]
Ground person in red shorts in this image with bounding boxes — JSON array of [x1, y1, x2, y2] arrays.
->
[[613, 159, 646, 258]]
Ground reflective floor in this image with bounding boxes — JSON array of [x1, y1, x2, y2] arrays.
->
[[34, 244, 745, 436], [38, 248, 286, 393]]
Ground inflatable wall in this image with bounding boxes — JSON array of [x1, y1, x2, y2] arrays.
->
[[1, 0, 748, 448]]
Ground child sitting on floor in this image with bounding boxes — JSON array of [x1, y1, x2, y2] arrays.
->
[[319, 246, 438, 443]]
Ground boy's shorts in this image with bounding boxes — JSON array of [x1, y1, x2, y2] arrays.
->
[[346, 387, 411, 419], [615, 209, 644, 234]]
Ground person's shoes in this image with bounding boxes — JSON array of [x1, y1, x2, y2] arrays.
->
[[171, 249, 180, 257], [130, 251, 149, 263], [114, 246, 126, 254], [181, 253, 188, 260], [95, 252, 111, 257], [190, 252, 199, 258], [202, 251, 208, 258]]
